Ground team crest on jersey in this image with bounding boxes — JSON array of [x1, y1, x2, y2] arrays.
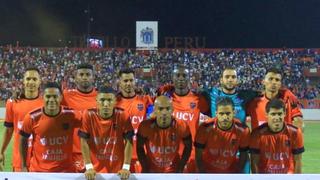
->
[[170, 133, 177, 141], [190, 102, 196, 109], [285, 140, 291, 147], [231, 139, 237, 146], [137, 104, 144, 111], [62, 123, 70, 130], [113, 123, 118, 130], [40, 138, 47, 146]]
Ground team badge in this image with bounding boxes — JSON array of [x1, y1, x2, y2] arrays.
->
[[137, 104, 144, 111], [231, 139, 237, 146], [113, 123, 118, 130], [190, 102, 196, 109], [40, 138, 47, 146], [285, 140, 291, 147], [170, 133, 177, 141], [62, 123, 69, 130]]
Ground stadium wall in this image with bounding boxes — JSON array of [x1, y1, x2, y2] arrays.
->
[[0, 108, 319, 120]]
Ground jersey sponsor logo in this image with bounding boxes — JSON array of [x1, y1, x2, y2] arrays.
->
[[149, 144, 178, 155], [173, 112, 194, 122], [93, 137, 117, 145], [264, 152, 290, 161], [190, 102, 196, 109], [137, 104, 144, 111], [266, 164, 288, 173], [39, 136, 69, 146], [209, 148, 237, 157], [42, 149, 67, 161], [131, 116, 144, 124]]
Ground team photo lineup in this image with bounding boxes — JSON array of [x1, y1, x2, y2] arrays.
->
[[0, 54, 306, 179], [2, 0, 320, 179]]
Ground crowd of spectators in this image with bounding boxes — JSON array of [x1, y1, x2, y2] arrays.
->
[[0, 47, 319, 104]]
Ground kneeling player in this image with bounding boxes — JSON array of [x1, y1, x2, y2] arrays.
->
[[194, 97, 250, 173], [78, 87, 134, 180], [136, 96, 192, 173], [250, 99, 304, 174]]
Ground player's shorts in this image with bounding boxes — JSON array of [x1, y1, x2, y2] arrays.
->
[[130, 159, 142, 173], [73, 153, 85, 173]]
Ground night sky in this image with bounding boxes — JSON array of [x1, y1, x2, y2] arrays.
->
[[0, 0, 320, 47]]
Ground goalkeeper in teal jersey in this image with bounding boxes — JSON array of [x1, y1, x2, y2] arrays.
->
[[202, 67, 259, 173]]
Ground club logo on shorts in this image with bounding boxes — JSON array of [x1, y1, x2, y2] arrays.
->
[[62, 123, 70, 130], [285, 140, 291, 147], [170, 133, 176, 142], [190, 102, 196, 109], [137, 104, 144, 111]]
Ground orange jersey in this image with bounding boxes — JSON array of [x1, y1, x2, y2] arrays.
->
[[19, 106, 82, 172], [4, 97, 43, 169], [78, 108, 134, 173], [137, 118, 191, 173], [158, 86, 209, 172], [249, 123, 305, 173], [116, 94, 153, 160], [194, 118, 250, 173], [61, 88, 98, 171], [246, 88, 302, 129]]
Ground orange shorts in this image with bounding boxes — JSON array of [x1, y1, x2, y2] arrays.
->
[[130, 159, 142, 173], [73, 153, 85, 173]]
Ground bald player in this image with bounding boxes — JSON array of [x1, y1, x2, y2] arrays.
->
[[137, 96, 192, 173]]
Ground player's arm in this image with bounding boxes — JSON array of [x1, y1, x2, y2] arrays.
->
[[176, 135, 192, 173], [293, 116, 304, 132], [117, 131, 134, 180], [78, 130, 96, 180], [293, 154, 302, 173], [0, 126, 13, 170], [19, 131, 30, 172], [195, 147, 205, 173], [136, 134, 149, 173]]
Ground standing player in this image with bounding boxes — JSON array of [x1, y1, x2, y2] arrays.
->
[[19, 82, 82, 172], [78, 87, 133, 180], [204, 66, 258, 125], [61, 63, 98, 172], [246, 67, 303, 130], [157, 66, 209, 172], [136, 96, 192, 173], [116, 68, 153, 173], [194, 97, 250, 173], [250, 99, 304, 173], [0, 66, 43, 171]]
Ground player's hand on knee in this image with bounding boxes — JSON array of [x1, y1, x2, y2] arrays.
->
[[85, 168, 96, 180], [117, 169, 131, 180]]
